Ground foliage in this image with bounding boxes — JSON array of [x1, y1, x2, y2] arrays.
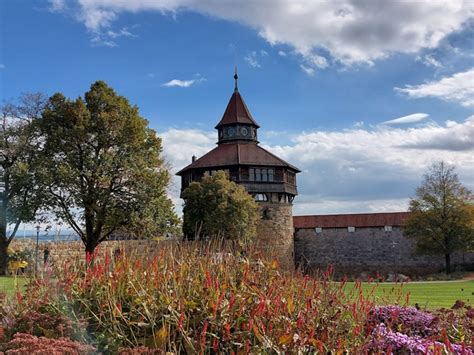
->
[[182, 171, 259, 242], [38, 81, 179, 254], [0, 277, 86, 342], [405, 161, 474, 274], [6, 248, 31, 275], [0, 93, 48, 275], [0, 333, 96, 354], [0, 242, 471, 353], [437, 300, 474, 346], [6, 248, 31, 263]]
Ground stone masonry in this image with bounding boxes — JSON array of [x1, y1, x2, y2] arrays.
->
[[256, 202, 294, 268], [294, 226, 474, 276]]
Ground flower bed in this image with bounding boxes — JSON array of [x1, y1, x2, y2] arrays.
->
[[0, 242, 472, 353]]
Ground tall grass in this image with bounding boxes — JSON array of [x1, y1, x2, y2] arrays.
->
[[1, 240, 471, 353]]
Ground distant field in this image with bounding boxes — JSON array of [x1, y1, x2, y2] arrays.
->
[[0, 276, 29, 296], [345, 280, 474, 309]]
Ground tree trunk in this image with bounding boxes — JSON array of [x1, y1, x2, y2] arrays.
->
[[0, 238, 9, 276], [445, 253, 451, 274], [85, 240, 98, 266], [0, 190, 8, 275]]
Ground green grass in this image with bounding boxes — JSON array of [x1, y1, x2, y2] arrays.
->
[[345, 280, 474, 309], [0, 276, 29, 296]]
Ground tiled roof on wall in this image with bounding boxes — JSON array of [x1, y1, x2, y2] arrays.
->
[[293, 212, 410, 229]]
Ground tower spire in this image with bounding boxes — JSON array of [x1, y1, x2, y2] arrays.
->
[[234, 66, 238, 92]]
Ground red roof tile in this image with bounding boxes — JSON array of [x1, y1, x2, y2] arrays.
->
[[176, 142, 300, 175], [215, 91, 260, 128], [293, 212, 410, 229]]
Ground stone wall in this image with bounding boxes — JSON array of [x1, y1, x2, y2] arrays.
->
[[9, 239, 164, 274], [256, 202, 294, 268], [294, 226, 474, 276]]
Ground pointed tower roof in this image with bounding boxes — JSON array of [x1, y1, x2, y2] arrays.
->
[[215, 71, 260, 129]]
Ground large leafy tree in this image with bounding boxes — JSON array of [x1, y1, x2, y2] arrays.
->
[[182, 171, 259, 242], [0, 93, 47, 274], [39, 81, 178, 254], [404, 162, 474, 274]]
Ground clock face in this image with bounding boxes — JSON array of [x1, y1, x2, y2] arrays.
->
[[241, 127, 249, 136], [227, 127, 235, 137]]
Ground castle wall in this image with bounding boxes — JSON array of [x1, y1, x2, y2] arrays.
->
[[294, 226, 474, 276], [256, 202, 294, 269]]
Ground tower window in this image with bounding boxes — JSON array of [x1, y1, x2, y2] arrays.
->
[[315, 227, 322, 234], [384, 225, 392, 232], [267, 169, 275, 182], [248, 168, 274, 182], [348, 226, 355, 233], [254, 193, 268, 202]]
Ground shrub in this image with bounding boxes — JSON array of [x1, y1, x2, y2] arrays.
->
[[0, 333, 96, 354]]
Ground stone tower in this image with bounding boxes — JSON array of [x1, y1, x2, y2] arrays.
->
[[177, 72, 300, 266]]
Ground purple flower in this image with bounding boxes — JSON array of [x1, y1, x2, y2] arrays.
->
[[366, 323, 472, 355], [368, 305, 439, 337]]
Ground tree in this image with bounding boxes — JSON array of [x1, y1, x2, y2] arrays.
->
[[182, 171, 259, 242], [404, 162, 474, 274], [39, 81, 178, 255], [0, 93, 48, 275]]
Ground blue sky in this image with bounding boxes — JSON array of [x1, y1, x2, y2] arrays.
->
[[1, 0, 473, 217]]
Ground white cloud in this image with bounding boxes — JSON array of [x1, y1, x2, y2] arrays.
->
[[278, 50, 287, 57], [300, 64, 315, 76], [299, 52, 329, 75], [69, 0, 473, 66], [305, 53, 328, 69], [160, 117, 474, 215], [89, 26, 136, 47], [399, 116, 474, 151], [244, 51, 261, 68], [0, 64, 5, 70], [395, 68, 474, 107], [162, 79, 197, 88], [106, 27, 135, 39], [416, 54, 442, 68], [90, 35, 117, 47], [160, 128, 215, 211], [48, 0, 65, 12], [381, 113, 429, 125]]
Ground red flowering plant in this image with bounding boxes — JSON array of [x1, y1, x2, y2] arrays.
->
[[52, 242, 381, 353], [2, 240, 472, 353]]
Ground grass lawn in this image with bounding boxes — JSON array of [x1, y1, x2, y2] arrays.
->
[[345, 280, 474, 309], [0, 276, 29, 296]]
